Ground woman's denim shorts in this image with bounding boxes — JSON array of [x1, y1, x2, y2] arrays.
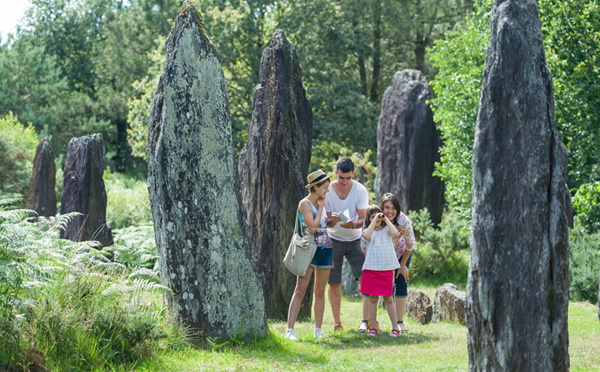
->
[[310, 247, 333, 269]]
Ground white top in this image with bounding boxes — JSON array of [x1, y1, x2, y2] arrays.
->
[[325, 181, 369, 242], [361, 227, 400, 271]]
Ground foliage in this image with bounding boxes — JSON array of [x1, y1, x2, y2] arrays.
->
[[0, 113, 39, 197], [0, 209, 187, 370], [428, 3, 489, 218], [568, 224, 600, 303], [112, 224, 158, 271], [540, 0, 600, 190], [105, 170, 153, 230], [0, 37, 67, 137], [408, 208, 470, 283], [572, 181, 600, 233], [311, 140, 377, 202], [429, 0, 600, 218]]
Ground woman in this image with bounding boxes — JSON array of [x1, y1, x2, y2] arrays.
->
[[285, 170, 336, 340], [379, 193, 416, 333]]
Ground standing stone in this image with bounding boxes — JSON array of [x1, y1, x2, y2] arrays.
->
[[147, 1, 266, 338], [432, 283, 466, 325], [26, 137, 57, 217], [467, 1, 570, 370], [60, 134, 113, 247], [238, 30, 313, 320], [375, 70, 444, 225], [341, 259, 360, 296], [407, 289, 433, 324]]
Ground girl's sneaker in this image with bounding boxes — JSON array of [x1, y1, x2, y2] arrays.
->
[[367, 328, 378, 336], [285, 328, 298, 341], [358, 320, 369, 333], [314, 328, 326, 339], [389, 329, 400, 338]]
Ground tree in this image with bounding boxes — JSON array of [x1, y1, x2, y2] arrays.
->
[[429, 3, 489, 217], [430, 0, 600, 218]]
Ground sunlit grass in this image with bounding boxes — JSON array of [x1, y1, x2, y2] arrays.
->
[[118, 286, 600, 372]]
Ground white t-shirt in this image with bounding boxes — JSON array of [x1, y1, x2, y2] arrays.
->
[[326, 181, 369, 242]]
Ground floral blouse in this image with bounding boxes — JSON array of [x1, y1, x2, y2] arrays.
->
[[299, 199, 332, 249], [392, 212, 416, 259]]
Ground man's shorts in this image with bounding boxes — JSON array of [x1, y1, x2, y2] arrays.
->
[[328, 238, 365, 285]]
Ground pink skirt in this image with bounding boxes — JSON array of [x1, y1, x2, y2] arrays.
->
[[360, 270, 394, 296]]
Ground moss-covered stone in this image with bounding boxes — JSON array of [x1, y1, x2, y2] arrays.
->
[[147, 0, 266, 339]]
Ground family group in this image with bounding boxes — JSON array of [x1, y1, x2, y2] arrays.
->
[[285, 157, 416, 340]]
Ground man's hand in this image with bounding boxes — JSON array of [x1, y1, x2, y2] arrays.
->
[[329, 213, 342, 225], [340, 221, 355, 229]]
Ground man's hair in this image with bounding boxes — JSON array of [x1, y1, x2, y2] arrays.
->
[[336, 157, 355, 173]]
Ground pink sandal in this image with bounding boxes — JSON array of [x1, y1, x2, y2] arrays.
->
[[367, 328, 378, 336], [389, 329, 400, 337]]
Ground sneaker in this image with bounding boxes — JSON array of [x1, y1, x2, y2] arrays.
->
[[358, 320, 368, 333], [314, 328, 325, 339], [367, 328, 377, 336], [333, 322, 344, 333], [285, 328, 297, 341]]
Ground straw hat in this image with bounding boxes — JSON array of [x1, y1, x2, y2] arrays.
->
[[305, 169, 331, 189]]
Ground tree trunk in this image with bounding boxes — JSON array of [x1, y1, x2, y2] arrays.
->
[[369, 1, 382, 102], [467, 1, 569, 370]]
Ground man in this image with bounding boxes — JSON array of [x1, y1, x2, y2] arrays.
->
[[325, 157, 370, 332]]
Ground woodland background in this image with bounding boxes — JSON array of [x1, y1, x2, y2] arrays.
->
[[0, 0, 599, 370]]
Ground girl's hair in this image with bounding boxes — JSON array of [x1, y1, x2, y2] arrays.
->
[[310, 179, 330, 193], [364, 205, 382, 227], [379, 193, 402, 227]]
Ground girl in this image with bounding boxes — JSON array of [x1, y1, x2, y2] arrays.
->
[[360, 205, 400, 337], [285, 170, 335, 341], [380, 193, 416, 333]]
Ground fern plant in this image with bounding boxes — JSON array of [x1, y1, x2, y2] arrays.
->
[[0, 209, 187, 370]]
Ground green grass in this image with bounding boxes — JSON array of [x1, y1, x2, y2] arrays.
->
[[113, 288, 599, 372]]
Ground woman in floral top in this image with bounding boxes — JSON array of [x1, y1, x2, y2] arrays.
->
[[380, 193, 416, 333], [285, 170, 336, 341]]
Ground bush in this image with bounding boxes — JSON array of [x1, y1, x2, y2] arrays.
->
[[569, 224, 600, 303], [408, 208, 470, 285], [0, 209, 188, 370], [0, 112, 39, 198], [311, 140, 377, 203], [572, 181, 600, 233], [105, 171, 153, 229]]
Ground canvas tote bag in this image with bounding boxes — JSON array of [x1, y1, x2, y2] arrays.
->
[[283, 210, 317, 276]]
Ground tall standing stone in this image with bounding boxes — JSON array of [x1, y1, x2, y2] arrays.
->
[[467, 1, 569, 370], [26, 137, 57, 217], [375, 70, 444, 225], [60, 134, 113, 247], [238, 30, 313, 320], [147, 1, 266, 338]]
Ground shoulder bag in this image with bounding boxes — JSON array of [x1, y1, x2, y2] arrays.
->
[[283, 209, 317, 277]]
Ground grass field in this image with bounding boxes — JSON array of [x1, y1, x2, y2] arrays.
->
[[101, 286, 600, 372]]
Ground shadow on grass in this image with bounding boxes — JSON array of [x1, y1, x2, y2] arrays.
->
[[318, 328, 437, 350]]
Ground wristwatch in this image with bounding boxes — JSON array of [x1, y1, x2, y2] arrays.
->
[[352, 221, 356, 229]]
